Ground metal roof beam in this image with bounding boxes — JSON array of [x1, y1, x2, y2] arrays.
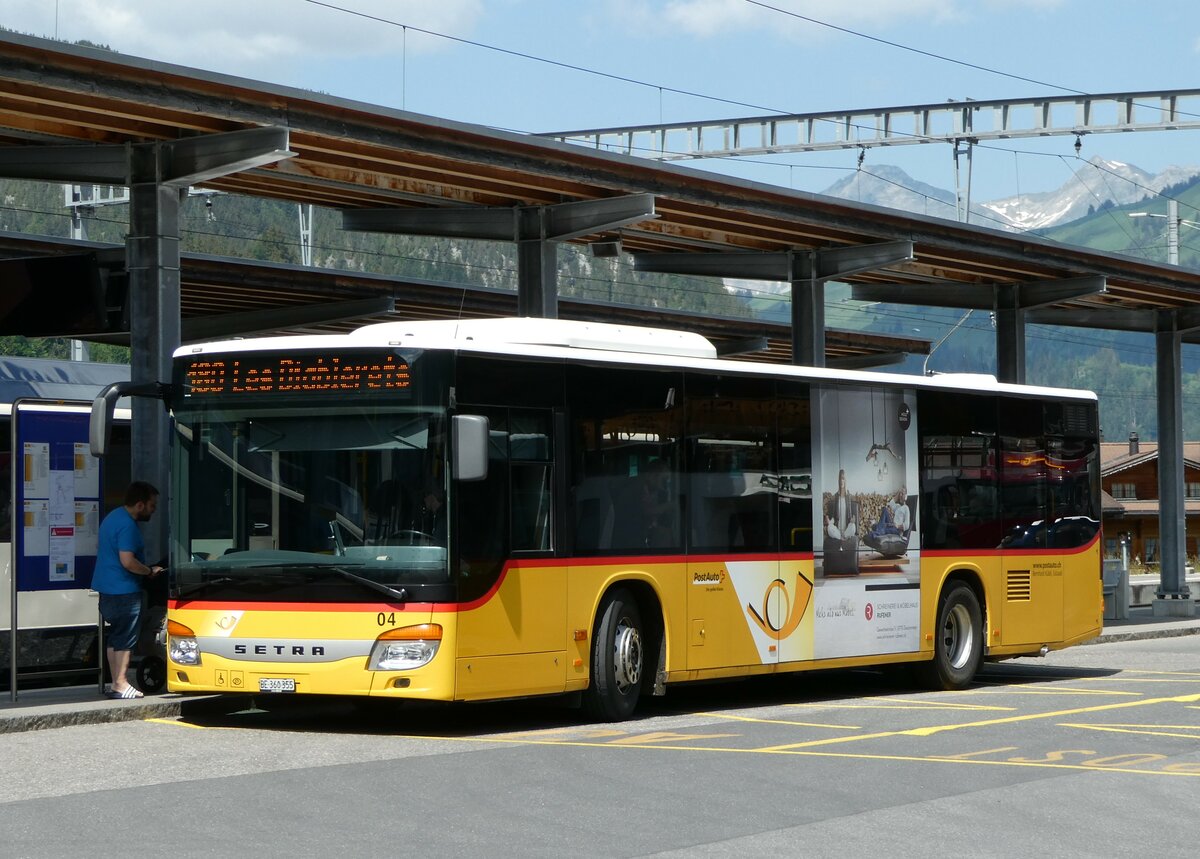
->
[[852, 275, 1105, 310], [1025, 307, 1156, 331], [852, 282, 994, 309], [342, 194, 656, 242], [162, 126, 295, 187], [633, 240, 913, 282], [0, 143, 128, 184], [0, 126, 293, 186]]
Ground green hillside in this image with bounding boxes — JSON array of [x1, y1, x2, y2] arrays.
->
[[1035, 176, 1200, 267]]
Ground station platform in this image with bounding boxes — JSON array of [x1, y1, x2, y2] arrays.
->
[[3, 607, 1198, 735]]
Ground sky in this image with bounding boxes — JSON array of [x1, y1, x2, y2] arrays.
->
[[2, 0, 1200, 206]]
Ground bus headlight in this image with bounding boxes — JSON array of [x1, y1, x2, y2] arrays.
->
[[167, 619, 202, 666], [368, 623, 442, 671]]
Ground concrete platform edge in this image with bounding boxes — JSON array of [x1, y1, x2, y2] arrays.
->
[[0, 697, 186, 734]]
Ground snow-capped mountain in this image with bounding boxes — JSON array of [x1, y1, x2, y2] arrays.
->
[[819, 159, 1200, 232]]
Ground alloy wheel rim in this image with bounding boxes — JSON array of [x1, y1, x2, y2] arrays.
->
[[612, 618, 642, 693], [944, 603, 974, 670]]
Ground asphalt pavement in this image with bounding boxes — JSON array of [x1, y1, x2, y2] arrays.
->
[[3, 604, 1198, 735]]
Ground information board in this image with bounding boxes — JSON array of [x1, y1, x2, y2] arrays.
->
[[13, 404, 101, 592]]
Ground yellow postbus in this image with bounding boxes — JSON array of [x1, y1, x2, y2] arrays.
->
[[98, 317, 1101, 719]]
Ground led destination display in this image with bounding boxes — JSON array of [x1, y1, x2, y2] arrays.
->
[[181, 351, 412, 397]]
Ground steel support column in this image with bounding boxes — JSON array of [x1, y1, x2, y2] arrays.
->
[[517, 208, 559, 318], [126, 144, 179, 561], [1154, 312, 1194, 614], [994, 284, 1025, 384], [792, 263, 825, 367]]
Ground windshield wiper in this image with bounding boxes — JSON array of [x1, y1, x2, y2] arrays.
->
[[301, 565, 410, 602]]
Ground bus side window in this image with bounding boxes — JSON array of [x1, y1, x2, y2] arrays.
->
[[685, 373, 777, 555], [918, 390, 998, 551], [568, 365, 683, 556]]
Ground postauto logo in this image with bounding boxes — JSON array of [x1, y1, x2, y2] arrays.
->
[[692, 570, 726, 586], [745, 574, 813, 641]]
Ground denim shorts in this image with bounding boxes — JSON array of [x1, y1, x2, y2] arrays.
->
[[99, 592, 143, 651]]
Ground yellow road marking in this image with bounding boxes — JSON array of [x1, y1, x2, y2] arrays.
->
[[794, 700, 1015, 712], [758, 692, 1200, 751], [1059, 722, 1200, 740], [697, 712, 860, 730], [940, 746, 1019, 759], [145, 717, 205, 729], [391, 733, 1200, 777], [972, 686, 1141, 697], [608, 731, 739, 745], [499, 727, 627, 740]]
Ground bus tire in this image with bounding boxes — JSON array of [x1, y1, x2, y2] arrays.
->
[[916, 582, 982, 690], [136, 655, 167, 694], [583, 589, 644, 722]]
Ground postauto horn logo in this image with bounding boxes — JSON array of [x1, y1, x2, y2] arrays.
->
[[746, 574, 813, 640]]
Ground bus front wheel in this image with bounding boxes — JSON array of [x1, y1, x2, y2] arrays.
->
[[916, 582, 982, 690], [583, 589, 644, 721]]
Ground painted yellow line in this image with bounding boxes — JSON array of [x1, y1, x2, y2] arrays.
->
[[145, 717, 205, 729], [391, 733, 1200, 777], [972, 686, 1141, 697], [1108, 670, 1200, 678], [758, 692, 1200, 751], [1066, 722, 1200, 729], [940, 746, 1020, 760], [1059, 722, 1200, 740], [792, 700, 1015, 712], [696, 712, 860, 730], [1075, 678, 1200, 684]]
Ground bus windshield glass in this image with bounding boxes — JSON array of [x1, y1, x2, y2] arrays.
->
[[170, 354, 451, 603]]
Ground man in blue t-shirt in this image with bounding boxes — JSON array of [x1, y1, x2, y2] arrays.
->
[[93, 481, 164, 699]]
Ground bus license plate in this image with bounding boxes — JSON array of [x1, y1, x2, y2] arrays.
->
[[258, 678, 296, 693]]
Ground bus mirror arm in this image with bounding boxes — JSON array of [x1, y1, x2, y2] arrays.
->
[[89, 381, 174, 457]]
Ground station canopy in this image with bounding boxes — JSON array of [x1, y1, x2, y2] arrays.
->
[[3, 32, 1200, 360]]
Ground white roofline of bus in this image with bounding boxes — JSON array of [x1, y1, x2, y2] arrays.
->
[[174, 317, 1097, 402]]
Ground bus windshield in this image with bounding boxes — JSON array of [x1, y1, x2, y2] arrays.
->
[[171, 403, 450, 603]]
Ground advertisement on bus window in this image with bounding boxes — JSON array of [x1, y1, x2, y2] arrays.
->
[[813, 386, 921, 658]]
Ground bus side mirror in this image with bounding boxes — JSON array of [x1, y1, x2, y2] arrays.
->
[[89, 381, 172, 457], [452, 414, 489, 482]]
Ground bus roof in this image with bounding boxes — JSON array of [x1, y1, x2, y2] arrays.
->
[[176, 317, 1096, 402]]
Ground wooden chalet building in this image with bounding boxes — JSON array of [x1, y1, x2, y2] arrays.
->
[[1100, 433, 1200, 565]]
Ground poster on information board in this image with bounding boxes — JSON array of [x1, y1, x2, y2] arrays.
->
[[13, 402, 102, 592]]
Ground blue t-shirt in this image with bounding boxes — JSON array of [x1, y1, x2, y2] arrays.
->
[[91, 507, 145, 595]]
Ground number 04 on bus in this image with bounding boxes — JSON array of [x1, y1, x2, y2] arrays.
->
[[90, 318, 1102, 720]]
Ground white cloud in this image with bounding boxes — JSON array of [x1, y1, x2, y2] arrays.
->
[[0, 0, 485, 71]]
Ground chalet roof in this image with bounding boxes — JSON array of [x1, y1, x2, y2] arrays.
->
[[1100, 441, 1200, 477]]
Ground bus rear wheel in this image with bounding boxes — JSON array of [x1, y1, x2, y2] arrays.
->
[[916, 582, 982, 690], [583, 589, 643, 722]]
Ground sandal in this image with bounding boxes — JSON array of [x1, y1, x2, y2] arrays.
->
[[106, 686, 144, 700]]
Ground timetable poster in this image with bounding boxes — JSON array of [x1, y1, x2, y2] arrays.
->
[[14, 407, 102, 592]]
